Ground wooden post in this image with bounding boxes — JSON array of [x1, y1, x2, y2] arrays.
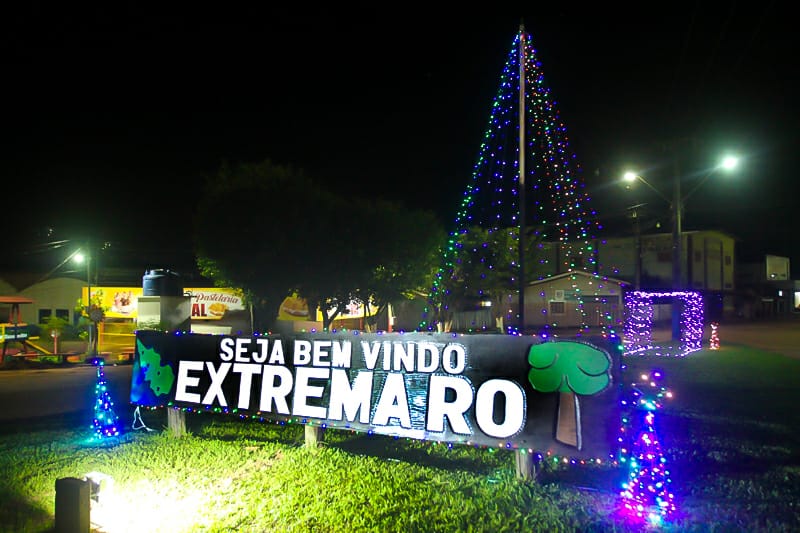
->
[[304, 424, 323, 448], [515, 449, 539, 481], [167, 408, 187, 437]]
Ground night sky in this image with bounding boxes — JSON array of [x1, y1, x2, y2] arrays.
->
[[4, 4, 798, 276]]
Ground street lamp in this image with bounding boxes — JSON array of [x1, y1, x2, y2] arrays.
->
[[30, 239, 103, 357], [625, 202, 648, 290], [73, 245, 96, 356], [623, 154, 740, 339]]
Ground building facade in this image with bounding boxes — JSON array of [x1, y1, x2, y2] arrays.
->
[[522, 270, 627, 330], [530, 230, 737, 321]]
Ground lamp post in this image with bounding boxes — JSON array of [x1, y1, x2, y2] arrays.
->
[[623, 154, 739, 339], [626, 203, 647, 290], [74, 243, 96, 356]]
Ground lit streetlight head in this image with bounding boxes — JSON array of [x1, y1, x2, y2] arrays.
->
[[623, 171, 638, 182], [720, 155, 739, 171], [74, 252, 87, 264]]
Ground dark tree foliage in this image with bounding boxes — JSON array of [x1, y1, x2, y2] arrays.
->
[[432, 224, 543, 332], [356, 199, 445, 331], [193, 159, 326, 331], [194, 159, 444, 332]]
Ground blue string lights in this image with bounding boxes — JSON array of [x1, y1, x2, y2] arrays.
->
[[92, 361, 121, 439]]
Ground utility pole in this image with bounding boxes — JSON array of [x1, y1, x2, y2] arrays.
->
[[627, 204, 645, 290], [625, 141, 738, 342]]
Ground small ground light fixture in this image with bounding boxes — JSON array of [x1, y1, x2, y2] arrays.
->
[[84, 471, 114, 504]]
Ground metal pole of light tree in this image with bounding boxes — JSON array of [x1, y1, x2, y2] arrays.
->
[[517, 24, 526, 335], [515, 23, 538, 482]]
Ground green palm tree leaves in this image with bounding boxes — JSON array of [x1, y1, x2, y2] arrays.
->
[[527, 341, 611, 395]]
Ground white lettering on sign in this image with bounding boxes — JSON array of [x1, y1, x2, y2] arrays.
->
[[372, 373, 411, 428], [172, 338, 527, 441], [202, 362, 231, 406], [219, 338, 288, 364], [234, 363, 262, 410], [293, 340, 353, 367], [327, 369, 373, 424], [361, 341, 465, 373], [475, 379, 525, 438], [293, 367, 330, 418], [426, 375, 474, 434], [175, 360, 204, 404], [260, 365, 293, 414]]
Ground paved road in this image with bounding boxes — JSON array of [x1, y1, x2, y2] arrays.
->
[[0, 364, 132, 422], [711, 317, 800, 359], [645, 315, 800, 358]]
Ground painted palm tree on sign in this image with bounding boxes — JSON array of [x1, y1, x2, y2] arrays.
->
[[527, 341, 611, 450]]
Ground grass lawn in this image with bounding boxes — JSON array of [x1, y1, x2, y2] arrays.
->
[[0, 344, 798, 532]]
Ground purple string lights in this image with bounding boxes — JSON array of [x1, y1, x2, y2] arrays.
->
[[623, 291, 704, 356], [619, 370, 676, 525]]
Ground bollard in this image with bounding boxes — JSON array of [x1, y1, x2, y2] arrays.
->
[[55, 477, 90, 533]]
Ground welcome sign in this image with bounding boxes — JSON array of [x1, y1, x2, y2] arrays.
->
[[131, 330, 621, 458]]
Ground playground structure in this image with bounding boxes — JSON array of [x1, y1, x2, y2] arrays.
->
[[0, 295, 137, 365], [0, 296, 89, 364], [0, 296, 45, 363]]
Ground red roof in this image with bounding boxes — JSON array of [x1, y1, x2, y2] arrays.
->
[[0, 296, 34, 304]]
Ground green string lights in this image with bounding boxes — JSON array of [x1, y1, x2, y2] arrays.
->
[[425, 27, 604, 334]]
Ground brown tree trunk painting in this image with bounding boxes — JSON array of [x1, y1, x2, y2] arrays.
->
[[555, 392, 582, 450]]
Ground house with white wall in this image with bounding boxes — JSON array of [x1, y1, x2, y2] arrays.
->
[[522, 270, 628, 330]]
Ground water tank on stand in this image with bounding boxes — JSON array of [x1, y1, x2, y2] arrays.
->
[[139, 269, 190, 331], [142, 269, 184, 297]]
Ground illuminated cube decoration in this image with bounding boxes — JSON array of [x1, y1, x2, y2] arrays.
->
[[623, 291, 704, 356]]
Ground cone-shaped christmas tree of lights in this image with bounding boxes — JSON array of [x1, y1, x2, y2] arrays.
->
[[92, 362, 121, 439], [425, 24, 603, 334], [620, 371, 676, 524]]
